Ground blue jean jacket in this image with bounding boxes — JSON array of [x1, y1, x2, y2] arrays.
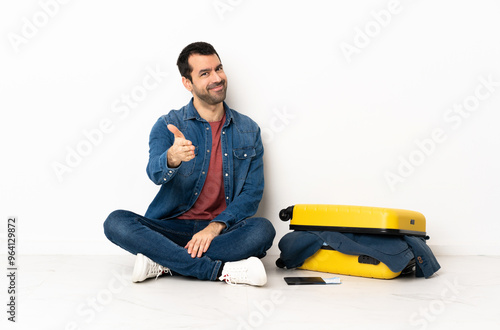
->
[[277, 231, 440, 278], [144, 98, 264, 229]]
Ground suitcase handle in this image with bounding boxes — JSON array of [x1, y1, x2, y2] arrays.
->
[[279, 206, 294, 221]]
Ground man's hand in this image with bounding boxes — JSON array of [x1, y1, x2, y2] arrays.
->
[[185, 222, 226, 258], [167, 124, 195, 168]]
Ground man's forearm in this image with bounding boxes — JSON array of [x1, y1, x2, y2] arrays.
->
[[208, 221, 226, 235]]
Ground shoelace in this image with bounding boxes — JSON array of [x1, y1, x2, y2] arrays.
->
[[148, 262, 172, 280], [220, 267, 248, 285], [220, 274, 238, 285]]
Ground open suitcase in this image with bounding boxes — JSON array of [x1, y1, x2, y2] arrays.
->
[[278, 204, 425, 279]]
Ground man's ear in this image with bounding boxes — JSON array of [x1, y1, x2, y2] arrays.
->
[[182, 76, 193, 92]]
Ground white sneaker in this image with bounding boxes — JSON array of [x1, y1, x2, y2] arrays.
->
[[219, 257, 267, 286], [132, 253, 171, 283]]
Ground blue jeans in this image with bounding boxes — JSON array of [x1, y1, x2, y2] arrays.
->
[[103, 210, 276, 281]]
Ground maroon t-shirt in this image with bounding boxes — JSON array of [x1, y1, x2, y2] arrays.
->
[[178, 114, 226, 220]]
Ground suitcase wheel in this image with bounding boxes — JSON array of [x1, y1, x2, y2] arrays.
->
[[279, 206, 294, 221], [275, 258, 286, 268]]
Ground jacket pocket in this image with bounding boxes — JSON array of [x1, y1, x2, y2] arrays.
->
[[233, 147, 256, 160], [179, 146, 198, 177], [233, 147, 256, 182]]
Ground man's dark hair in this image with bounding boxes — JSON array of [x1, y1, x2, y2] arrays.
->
[[177, 42, 221, 82]]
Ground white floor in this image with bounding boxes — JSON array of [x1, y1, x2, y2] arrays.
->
[[2, 255, 499, 330]]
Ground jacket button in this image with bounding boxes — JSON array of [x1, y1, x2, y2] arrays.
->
[[417, 256, 423, 264]]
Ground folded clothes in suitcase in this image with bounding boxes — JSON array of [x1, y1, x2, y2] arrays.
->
[[279, 204, 426, 237], [277, 204, 438, 279]]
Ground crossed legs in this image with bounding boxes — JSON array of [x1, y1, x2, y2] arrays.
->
[[103, 210, 275, 281]]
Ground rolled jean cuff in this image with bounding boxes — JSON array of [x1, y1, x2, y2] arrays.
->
[[210, 260, 223, 281]]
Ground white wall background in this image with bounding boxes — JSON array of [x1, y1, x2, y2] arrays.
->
[[1, 0, 499, 256]]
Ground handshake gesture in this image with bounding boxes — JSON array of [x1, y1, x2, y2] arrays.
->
[[166, 124, 196, 168]]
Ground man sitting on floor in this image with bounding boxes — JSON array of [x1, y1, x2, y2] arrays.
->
[[103, 41, 275, 286]]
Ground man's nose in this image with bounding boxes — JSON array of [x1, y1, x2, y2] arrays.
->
[[212, 71, 222, 83]]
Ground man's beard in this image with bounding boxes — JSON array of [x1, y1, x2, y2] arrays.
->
[[192, 80, 227, 106]]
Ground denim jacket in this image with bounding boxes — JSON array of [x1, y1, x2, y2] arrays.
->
[[144, 99, 264, 229]]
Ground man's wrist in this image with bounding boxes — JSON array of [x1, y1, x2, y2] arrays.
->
[[209, 221, 226, 234], [167, 148, 181, 168]]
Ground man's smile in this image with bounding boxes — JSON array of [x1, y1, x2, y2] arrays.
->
[[208, 82, 225, 92]]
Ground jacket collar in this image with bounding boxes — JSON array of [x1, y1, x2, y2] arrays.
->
[[184, 98, 234, 126]]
